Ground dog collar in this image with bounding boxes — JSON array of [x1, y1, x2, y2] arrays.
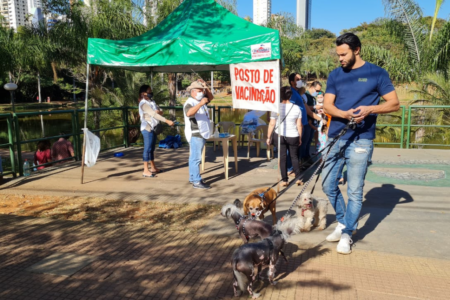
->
[[235, 216, 245, 230], [301, 208, 307, 217], [258, 192, 266, 209]]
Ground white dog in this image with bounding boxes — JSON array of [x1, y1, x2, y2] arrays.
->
[[295, 192, 328, 232]]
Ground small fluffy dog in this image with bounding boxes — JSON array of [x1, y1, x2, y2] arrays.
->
[[243, 187, 277, 225], [231, 217, 298, 298], [295, 192, 328, 232], [221, 199, 273, 243]]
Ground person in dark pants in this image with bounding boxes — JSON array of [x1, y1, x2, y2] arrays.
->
[[306, 81, 323, 157], [297, 86, 315, 167], [267, 87, 303, 187], [286, 73, 321, 174]]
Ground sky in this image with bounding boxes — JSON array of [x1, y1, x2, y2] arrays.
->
[[237, 0, 450, 35]]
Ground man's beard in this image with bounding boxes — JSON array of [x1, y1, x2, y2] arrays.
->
[[343, 53, 356, 69]]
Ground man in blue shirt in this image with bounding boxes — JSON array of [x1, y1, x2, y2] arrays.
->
[[322, 33, 400, 254]]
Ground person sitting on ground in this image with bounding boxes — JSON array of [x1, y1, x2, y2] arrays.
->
[[267, 86, 303, 187], [138, 85, 175, 178], [51, 134, 75, 163], [184, 79, 214, 190], [34, 140, 52, 170]]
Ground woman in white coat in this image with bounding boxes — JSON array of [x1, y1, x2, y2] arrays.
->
[[139, 85, 174, 177]]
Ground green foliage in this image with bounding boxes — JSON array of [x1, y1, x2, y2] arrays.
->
[[383, 0, 427, 72], [265, 12, 303, 38], [430, 0, 446, 40], [412, 72, 450, 105], [341, 19, 406, 57], [361, 45, 414, 82], [304, 28, 336, 39]]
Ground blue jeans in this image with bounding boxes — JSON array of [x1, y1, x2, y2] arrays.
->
[[142, 130, 157, 161], [189, 136, 206, 183], [322, 139, 373, 236], [299, 124, 312, 159]]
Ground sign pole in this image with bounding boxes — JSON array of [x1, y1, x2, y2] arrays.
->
[[277, 59, 282, 189], [81, 64, 90, 184]]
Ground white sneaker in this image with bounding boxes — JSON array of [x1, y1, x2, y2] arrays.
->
[[326, 223, 345, 242], [337, 233, 353, 255]]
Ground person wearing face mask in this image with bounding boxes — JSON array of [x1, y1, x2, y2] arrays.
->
[[285, 73, 321, 173], [139, 85, 175, 178], [302, 81, 323, 164], [184, 79, 214, 189]]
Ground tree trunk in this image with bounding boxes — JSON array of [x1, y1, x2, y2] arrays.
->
[[51, 62, 58, 83], [168, 73, 176, 118], [414, 100, 426, 149]]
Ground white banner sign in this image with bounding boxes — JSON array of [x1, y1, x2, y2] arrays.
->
[[230, 60, 280, 113]]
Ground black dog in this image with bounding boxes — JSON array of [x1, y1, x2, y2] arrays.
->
[[221, 199, 273, 243], [231, 219, 298, 298]]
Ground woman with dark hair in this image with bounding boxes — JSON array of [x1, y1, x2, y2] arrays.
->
[[139, 85, 175, 177], [34, 140, 52, 170], [267, 86, 303, 187]]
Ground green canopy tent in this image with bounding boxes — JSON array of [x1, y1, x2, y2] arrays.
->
[[82, 0, 282, 183]]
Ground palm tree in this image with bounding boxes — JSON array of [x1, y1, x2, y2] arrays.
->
[[383, 0, 450, 147], [430, 0, 445, 40]]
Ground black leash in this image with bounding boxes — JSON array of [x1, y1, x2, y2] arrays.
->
[[250, 127, 345, 219], [255, 123, 349, 215], [279, 119, 357, 222]]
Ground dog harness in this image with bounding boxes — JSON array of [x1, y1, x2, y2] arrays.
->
[[235, 216, 250, 242]]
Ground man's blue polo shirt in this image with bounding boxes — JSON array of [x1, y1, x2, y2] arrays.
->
[[326, 62, 395, 140]]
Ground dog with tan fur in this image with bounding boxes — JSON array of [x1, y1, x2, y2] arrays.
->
[[243, 187, 278, 225]]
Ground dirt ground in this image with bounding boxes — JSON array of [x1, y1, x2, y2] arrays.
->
[[0, 194, 220, 232]]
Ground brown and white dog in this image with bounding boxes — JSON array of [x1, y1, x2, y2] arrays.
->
[[296, 192, 328, 232], [243, 187, 277, 225], [221, 199, 273, 244]]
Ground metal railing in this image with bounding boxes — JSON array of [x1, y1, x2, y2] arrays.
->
[[0, 113, 16, 177], [406, 105, 450, 149], [1, 104, 449, 178]]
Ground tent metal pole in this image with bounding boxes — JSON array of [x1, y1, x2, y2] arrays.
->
[[81, 64, 90, 184], [211, 71, 214, 94], [277, 59, 282, 187]]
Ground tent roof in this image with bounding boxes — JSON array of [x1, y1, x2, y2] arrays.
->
[[87, 0, 281, 72]]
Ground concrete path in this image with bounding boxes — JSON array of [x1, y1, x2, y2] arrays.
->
[[1, 146, 450, 299]]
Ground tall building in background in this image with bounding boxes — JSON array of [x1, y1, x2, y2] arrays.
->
[[253, 0, 271, 26], [1, 0, 43, 30], [1, 0, 10, 27], [297, 0, 312, 30]]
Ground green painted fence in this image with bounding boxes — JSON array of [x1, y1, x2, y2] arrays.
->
[[0, 105, 448, 178]]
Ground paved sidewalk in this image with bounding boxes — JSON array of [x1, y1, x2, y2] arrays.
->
[[1, 214, 449, 300], [1, 147, 450, 299]]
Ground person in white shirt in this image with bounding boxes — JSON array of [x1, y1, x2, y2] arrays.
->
[[139, 85, 174, 178], [267, 87, 303, 186], [184, 80, 214, 189]]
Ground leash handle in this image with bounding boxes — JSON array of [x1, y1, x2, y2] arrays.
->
[[280, 119, 355, 221]]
